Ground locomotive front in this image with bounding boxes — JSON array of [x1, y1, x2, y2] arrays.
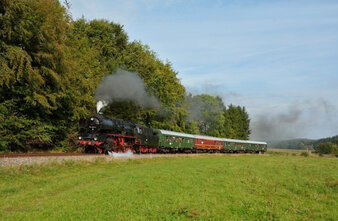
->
[[78, 114, 141, 153], [78, 114, 108, 153]]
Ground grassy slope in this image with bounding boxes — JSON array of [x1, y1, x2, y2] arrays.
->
[[0, 155, 337, 220]]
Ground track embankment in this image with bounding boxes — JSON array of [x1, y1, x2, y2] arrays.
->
[[0, 153, 190, 167], [0, 153, 102, 167], [0, 153, 93, 158]]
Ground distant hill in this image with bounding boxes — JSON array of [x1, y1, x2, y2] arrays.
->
[[267, 135, 338, 150]]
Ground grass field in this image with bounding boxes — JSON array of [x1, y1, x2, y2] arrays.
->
[[0, 154, 337, 220]]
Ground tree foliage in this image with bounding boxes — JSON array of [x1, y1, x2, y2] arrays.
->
[[0, 0, 74, 151], [186, 94, 250, 139], [315, 142, 337, 154]]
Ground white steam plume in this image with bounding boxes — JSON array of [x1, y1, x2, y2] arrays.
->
[[96, 100, 108, 113], [108, 150, 134, 157]]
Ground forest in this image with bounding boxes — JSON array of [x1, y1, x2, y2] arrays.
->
[[0, 0, 250, 152]]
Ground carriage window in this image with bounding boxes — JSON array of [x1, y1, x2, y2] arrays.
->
[[166, 137, 169, 142]]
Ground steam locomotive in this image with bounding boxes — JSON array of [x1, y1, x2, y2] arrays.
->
[[78, 113, 267, 154]]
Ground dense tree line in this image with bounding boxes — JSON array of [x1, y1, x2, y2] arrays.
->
[[0, 0, 250, 152]]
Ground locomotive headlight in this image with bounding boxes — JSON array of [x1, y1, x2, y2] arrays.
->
[[78, 136, 82, 140], [94, 137, 98, 141]]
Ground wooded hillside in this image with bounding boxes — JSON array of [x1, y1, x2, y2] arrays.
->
[[268, 135, 338, 150]]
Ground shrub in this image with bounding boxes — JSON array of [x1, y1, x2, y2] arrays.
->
[[315, 142, 337, 154]]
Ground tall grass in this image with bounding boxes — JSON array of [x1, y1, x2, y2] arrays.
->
[[0, 155, 337, 220]]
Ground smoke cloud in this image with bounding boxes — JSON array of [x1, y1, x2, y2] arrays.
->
[[250, 99, 338, 140], [187, 99, 204, 122], [187, 99, 222, 122], [186, 94, 224, 122], [250, 108, 303, 140], [94, 69, 160, 112]]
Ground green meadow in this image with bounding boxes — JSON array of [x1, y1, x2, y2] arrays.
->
[[0, 155, 337, 220]]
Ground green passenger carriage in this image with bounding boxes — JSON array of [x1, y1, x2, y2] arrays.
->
[[156, 129, 195, 153], [222, 138, 267, 153]]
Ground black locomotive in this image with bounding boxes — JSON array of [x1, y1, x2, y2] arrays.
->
[[78, 114, 158, 154]]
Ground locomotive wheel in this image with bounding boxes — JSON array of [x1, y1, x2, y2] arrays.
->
[[95, 147, 103, 154], [83, 146, 88, 153], [103, 138, 114, 154], [84, 145, 95, 153], [133, 145, 140, 154]]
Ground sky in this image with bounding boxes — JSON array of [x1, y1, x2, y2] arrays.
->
[[68, 0, 338, 140]]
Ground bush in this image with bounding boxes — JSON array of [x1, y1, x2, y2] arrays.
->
[[315, 142, 338, 154], [300, 151, 309, 157]]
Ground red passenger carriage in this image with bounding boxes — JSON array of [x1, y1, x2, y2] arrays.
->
[[194, 135, 223, 152]]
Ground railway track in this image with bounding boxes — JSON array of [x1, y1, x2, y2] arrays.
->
[[0, 152, 262, 167], [0, 152, 202, 158], [0, 151, 262, 158]]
